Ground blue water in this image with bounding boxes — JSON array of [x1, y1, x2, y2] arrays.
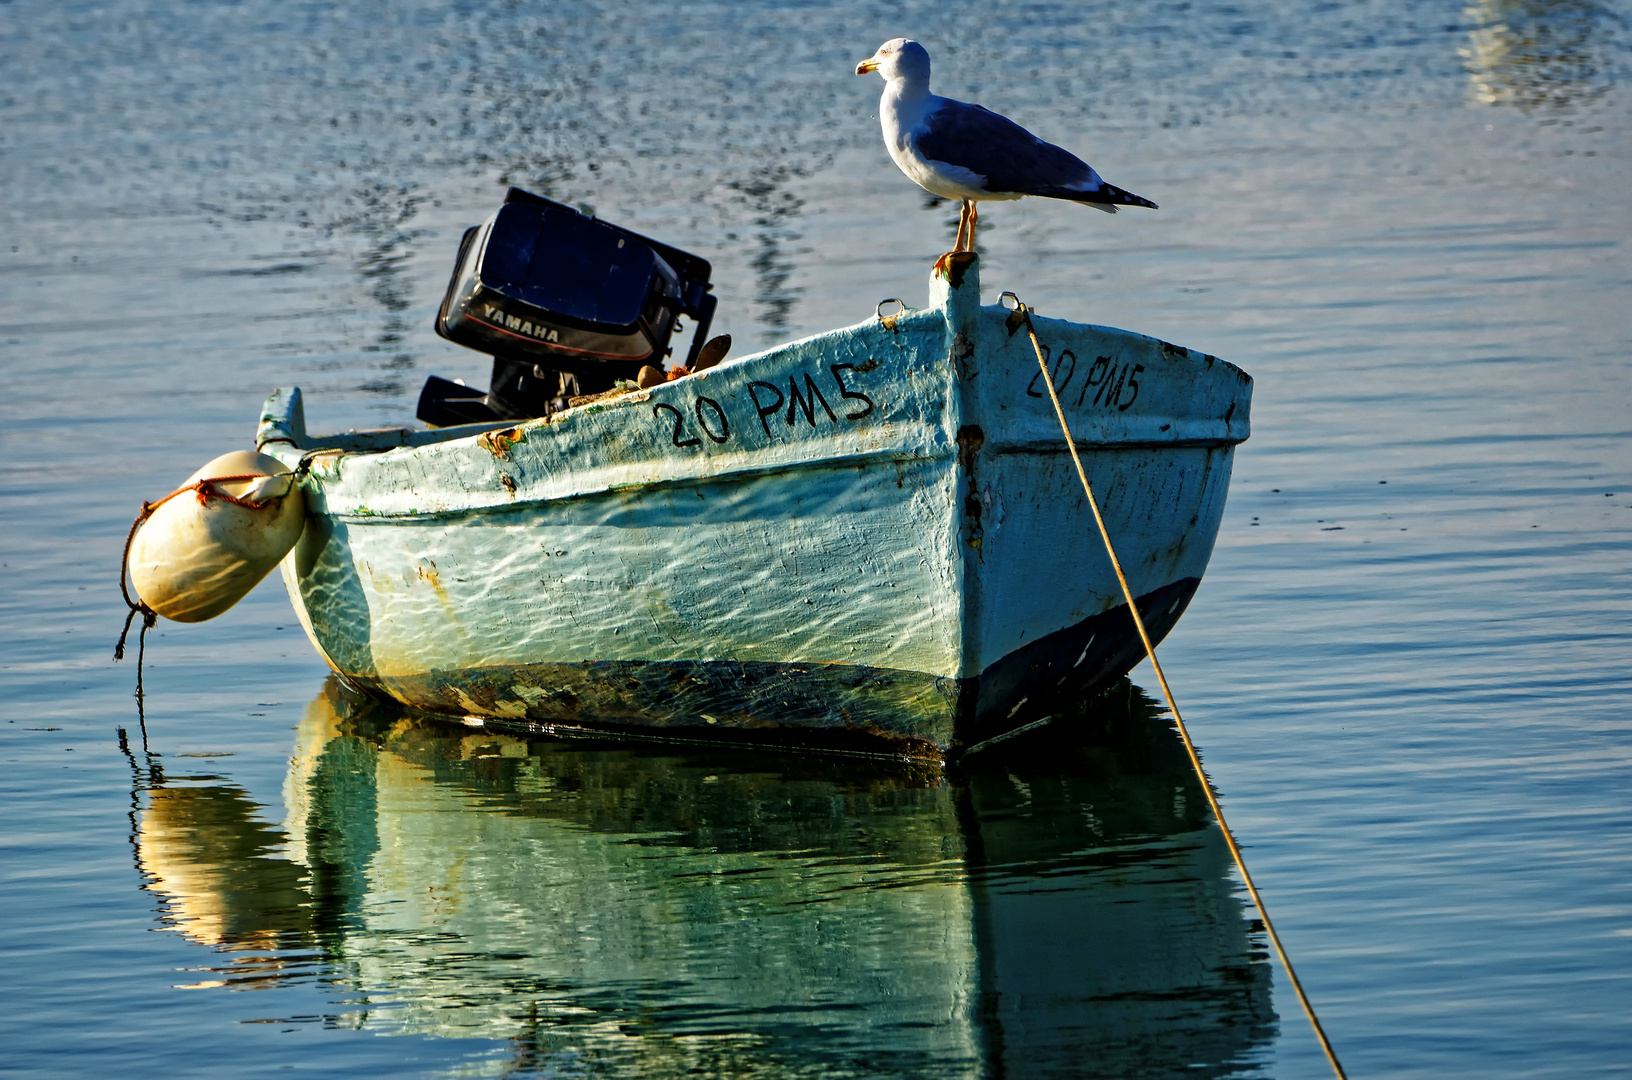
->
[[2, 1, 1629, 1076]]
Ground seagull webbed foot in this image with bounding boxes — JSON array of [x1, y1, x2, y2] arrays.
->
[[933, 249, 977, 283]]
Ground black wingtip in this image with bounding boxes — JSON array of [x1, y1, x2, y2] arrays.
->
[[1102, 183, 1158, 210], [1056, 183, 1157, 211]]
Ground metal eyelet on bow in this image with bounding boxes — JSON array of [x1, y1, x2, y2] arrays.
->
[[999, 291, 1030, 334]]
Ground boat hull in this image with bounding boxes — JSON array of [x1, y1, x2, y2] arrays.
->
[[260, 258, 1249, 758]]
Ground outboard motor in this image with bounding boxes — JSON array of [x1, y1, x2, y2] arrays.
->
[[418, 187, 717, 425]]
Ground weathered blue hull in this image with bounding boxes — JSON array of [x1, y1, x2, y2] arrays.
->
[[258, 257, 1250, 759]]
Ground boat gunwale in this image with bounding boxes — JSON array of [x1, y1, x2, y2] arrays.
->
[[256, 298, 1250, 477]]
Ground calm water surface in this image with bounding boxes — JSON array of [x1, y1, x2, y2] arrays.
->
[[2, 1, 1629, 1076]]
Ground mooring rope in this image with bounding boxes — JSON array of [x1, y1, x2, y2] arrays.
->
[[1000, 291, 1349, 1080]]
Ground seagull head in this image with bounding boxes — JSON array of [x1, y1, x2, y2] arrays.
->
[[855, 38, 930, 86]]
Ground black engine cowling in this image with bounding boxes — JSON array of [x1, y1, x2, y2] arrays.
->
[[420, 188, 716, 424]]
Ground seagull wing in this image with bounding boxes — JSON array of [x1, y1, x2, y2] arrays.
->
[[916, 99, 1156, 210]]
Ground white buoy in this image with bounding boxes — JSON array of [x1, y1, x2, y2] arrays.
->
[[127, 450, 307, 623]]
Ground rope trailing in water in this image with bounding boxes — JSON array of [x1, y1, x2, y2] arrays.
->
[[1000, 291, 1349, 1080]]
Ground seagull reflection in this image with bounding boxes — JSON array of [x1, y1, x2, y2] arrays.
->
[[132, 678, 1274, 1076], [1462, 0, 1613, 110]]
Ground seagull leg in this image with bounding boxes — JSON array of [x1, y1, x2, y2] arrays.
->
[[966, 201, 979, 252], [936, 200, 972, 278]]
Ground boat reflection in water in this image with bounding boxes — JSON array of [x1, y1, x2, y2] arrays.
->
[[134, 679, 1275, 1076]]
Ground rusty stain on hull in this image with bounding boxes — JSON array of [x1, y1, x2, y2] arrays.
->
[[478, 426, 525, 460]]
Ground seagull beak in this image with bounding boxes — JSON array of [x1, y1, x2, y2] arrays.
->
[[855, 56, 880, 75]]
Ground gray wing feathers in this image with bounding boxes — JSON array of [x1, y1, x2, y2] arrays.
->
[[917, 101, 1157, 209]]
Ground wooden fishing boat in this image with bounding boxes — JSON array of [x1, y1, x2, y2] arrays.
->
[[254, 255, 1250, 760]]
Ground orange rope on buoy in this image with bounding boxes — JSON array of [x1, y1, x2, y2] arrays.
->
[[1001, 291, 1349, 1080]]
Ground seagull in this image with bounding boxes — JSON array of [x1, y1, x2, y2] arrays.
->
[[855, 38, 1155, 263]]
